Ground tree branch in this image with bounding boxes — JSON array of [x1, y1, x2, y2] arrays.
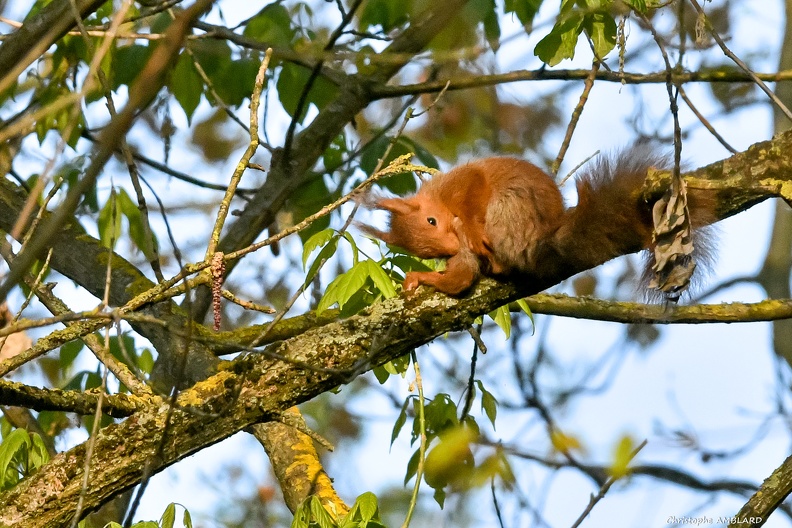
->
[[0, 379, 148, 418]]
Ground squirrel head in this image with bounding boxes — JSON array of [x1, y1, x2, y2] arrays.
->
[[358, 194, 461, 258]]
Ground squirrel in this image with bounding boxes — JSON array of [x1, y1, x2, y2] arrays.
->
[[359, 147, 715, 297]]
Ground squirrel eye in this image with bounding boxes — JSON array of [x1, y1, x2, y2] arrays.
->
[[427, 217, 437, 226]]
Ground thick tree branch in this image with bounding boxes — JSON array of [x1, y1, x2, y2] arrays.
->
[[521, 294, 792, 324], [729, 453, 792, 527], [368, 68, 792, 100], [0, 379, 148, 418]]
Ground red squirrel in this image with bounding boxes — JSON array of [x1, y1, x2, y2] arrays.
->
[[360, 149, 714, 297]]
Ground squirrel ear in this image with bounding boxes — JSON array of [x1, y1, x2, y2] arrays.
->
[[356, 221, 389, 241], [374, 197, 418, 216]]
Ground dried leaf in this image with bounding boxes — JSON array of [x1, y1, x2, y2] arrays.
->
[[649, 177, 697, 299]]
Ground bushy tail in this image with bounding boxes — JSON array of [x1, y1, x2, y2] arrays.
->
[[540, 146, 716, 298]]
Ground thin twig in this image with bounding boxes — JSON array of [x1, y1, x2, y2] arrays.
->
[[206, 49, 273, 258], [69, 342, 110, 528], [402, 351, 427, 528], [552, 60, 601, 176], [569, 439, 648, 528], [559, 150, 600, 186], [460, 324, 483, 421], [678, 84, 738, 154], [688, 0, 792, 123], [220, 290, 275, 313]]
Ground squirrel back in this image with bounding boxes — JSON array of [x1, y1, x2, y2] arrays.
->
[[361, 148, 714, 297]]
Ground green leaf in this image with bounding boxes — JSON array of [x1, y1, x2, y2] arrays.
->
[[488, 304, 511, 338], [160, 503, 176, 528], [63, 370, 102, 392], [108, 334, 137, 369], [59, 339, 85, 369], [516, 298, 532, 317], [98, 190, 122, 249], [277, 62, 339, 124], [359, 135, 428, 195], [404, 448, 420, 485], [424, 426, 476, 493], [356, 491, 378, 522], [420, 394, 459, 441], [398, 136, 440, 170], [303, 236, 338, 288], [365, 260, 397, 299], [214, 57, 262, 107], [189, 39, 231, 79], [316, 261, 370, 314], [534, 10, 585, 66], [433, 487, 446, 508], [387, 255, 433, 274], [0, 429, 29, 489], [372, 365, 390, 384], [138, 349, 155, 375], [302, 228, 337, 269], [242, 4, 294, 46], [475, 380, 498, 429], [390, 397, 411, 447], [383, 353, 411, 376], [323, 133, 348, 171], [585, 11, 617, 59], [183, 508, 193, 528], [505, 0, 545, 27], [341, 231, 360, 266], [481, 0, 501, 49], [623, 0, 647, 13], [359, 0, 411, 32], [290, 499, 311, 528], [609, 434, 636, 479], [316, 258, 396, 314], [309, 496, 337, 528], [28, 433, 50, 469], [171, 52, 203, 123], [117, 189, 157, 260]]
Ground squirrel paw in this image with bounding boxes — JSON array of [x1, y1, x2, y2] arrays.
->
[[403, 272, 425, 292]]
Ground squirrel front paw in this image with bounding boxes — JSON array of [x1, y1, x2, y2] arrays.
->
[[404, 271, 444, 292], [403, 271, 426, 292]]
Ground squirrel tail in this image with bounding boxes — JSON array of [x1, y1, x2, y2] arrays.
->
[[540, 146, 716, 298]]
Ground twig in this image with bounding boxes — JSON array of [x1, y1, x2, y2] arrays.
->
[[559, 150, 600, 186], [402, 351, 427, 528], [678, 84, 738, 154], [552, 60, 601, 176], [569, 439, 648, 528], [491, 478, 506, 528], [220, 290, 275, 313], [460, 324, 483, 421], [70, 359, 109, 527], [0, 248, 52, 353], [206, 48, 273, 258], [688, 0, 792, 123]]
